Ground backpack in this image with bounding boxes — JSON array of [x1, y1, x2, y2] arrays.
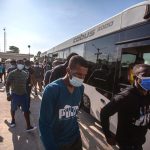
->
[[34, 67, 43, 79]]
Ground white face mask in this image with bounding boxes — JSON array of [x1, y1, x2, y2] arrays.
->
[[11, 65, 16, 68], [34, 65, 38, 67], [17, 64, 24, 70], [69, 76, 84, 87], [25, 66, 30, 69]]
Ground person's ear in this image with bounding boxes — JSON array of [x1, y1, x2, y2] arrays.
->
[[66, 67, 70, 74]]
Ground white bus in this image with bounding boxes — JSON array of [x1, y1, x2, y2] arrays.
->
[[42, 1, 150, 149]]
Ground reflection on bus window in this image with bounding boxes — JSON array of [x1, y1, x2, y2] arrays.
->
[[120, 53, 136, 84], [85, 61, 116, 99], [143, 53, 150, 64]]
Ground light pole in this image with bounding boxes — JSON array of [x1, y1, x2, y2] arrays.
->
[[28, 45, 31, 60], [3, 28, 6, 53]]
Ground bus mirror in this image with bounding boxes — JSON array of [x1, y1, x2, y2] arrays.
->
[[144, 5, 150, 19]]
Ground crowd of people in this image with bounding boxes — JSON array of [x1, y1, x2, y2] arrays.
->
[[0, 53, 150, 150], [0, 58, 61, 131]]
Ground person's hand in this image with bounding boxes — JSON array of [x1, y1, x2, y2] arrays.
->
[[7, 94, 12, 101], [106, 135, 117, 146]]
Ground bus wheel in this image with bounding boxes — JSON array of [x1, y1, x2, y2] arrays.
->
[[83, 94, 90, 113]]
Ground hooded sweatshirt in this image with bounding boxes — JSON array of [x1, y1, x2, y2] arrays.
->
[[100, 86, 150, 145]]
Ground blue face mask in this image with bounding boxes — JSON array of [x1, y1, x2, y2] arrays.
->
[[69, 76, 84, 87], [138, 76, 150, 91]]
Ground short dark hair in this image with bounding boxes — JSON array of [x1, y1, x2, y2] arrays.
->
[[10, 59, 16, 64], [17, 60, 24, 64], [66, 53, 78, 62], [133, 64, 150, 77], [25, 60, 31, 66], [68, 55, 88, 69], [35, 61, 39, 65]]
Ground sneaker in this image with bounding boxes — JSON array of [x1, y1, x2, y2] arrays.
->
[[10, 121, 16, 128], [25, 126, 37, 132]]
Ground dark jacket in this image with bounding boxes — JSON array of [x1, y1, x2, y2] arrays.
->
[[100, 86, 150, 145], [49, 62, 68, 83]]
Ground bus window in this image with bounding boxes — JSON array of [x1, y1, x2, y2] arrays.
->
[[85, 61, 115, 99], [58, 51, 64, 59], [70, 44, 84, 57], [143, 53, 150, 64]]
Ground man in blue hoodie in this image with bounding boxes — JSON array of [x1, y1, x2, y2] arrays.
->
[[39, 55, 88, 150]]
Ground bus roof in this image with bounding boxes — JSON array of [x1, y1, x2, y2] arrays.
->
[[42, 1, 150, 56]]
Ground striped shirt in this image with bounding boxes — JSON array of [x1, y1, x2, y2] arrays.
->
[[6, 69, 29, 95]]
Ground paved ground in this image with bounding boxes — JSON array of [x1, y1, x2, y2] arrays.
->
[[0, 82, 118, 150], [0, 82, 44, 150]]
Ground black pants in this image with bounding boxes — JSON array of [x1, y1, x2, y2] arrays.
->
[[119, 144, 143, 150], [59, 136, 82, 150]]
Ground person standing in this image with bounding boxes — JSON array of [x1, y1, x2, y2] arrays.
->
[[100, 64, 150, 150], [7, 59, 17, 74], [0, 62, 4, 83], [128, 57, 144, 85], [24, 60, 35, 109], [39, 55, 88, 150], [6, 60, 36, 131], [49, 53, 78, 83], [1, 62, 6, 83], [33, 61, 44, 95], [43, 60, 51, 75], [44, 60, 62, 87]]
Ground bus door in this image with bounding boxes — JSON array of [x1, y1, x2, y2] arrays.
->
[[118, 45, 150, 91], [116, 42, 150, 150]]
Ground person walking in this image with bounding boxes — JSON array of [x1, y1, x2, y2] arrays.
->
[[100, 64, 150, 150], [0, 62, 4, 83], [43, 60, 51, 75], [39, 55, 88, 150], [7, 59, 17, 74], [6, 60, 36, 131], [49, 53, 78, 83], [24, 60, 35, 109], [44, 60, 62, 87], [33, 61, 44, 95]]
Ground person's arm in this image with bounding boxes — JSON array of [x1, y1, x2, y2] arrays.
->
[[100, 95, 124, 145], [79, 85, 84, 109], [39, 85, 59, 150], [49, 69, 58, 83], [5, 73, 13, 101], [30, 69, 36, 87], [30, 73, 35, 86], [49, 65, 63, 83], [3, 67, 6, 81], [44, 70, 51, 87], [41, 67, 44, 80]]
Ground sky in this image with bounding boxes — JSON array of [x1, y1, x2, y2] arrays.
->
[[0, 0, 144, 55]]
